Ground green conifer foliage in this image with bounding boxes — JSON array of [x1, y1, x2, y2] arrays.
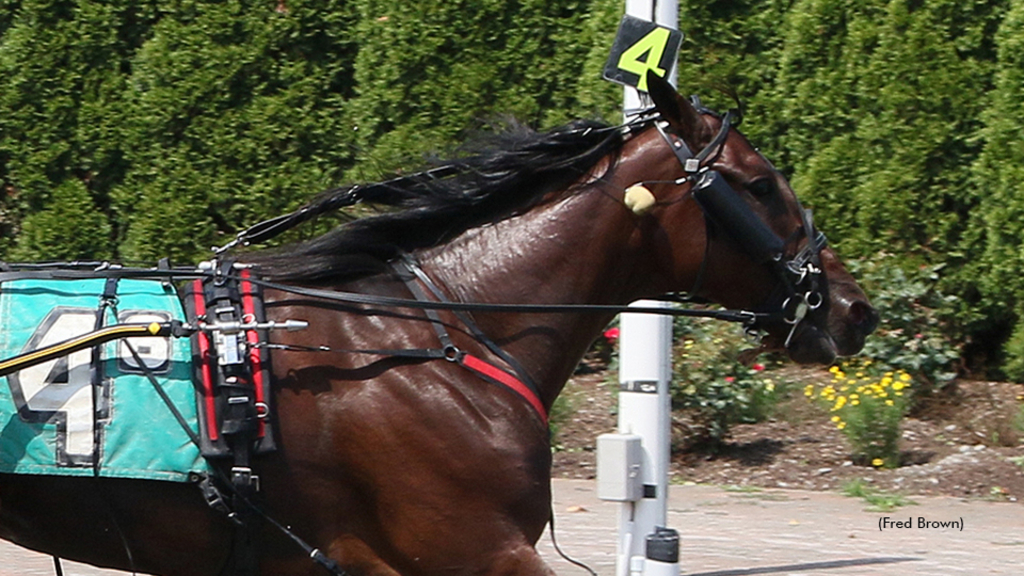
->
[[969, 0, 1024, 380], [9, 179, 112, 260], [0, 0, 152, 260], [573, 0, 621, 123], [114, 0, 359, 263], [343, 0, 610, 180], [677, 0, 792, 148], [777, 0, 997, 261]]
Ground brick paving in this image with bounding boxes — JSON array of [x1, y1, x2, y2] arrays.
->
[[3, 479, 1021, 575], [540, 479, 1023, 576], [0, 546, 124, 576]]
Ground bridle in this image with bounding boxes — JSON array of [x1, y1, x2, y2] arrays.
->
[[636, 100, 829, 347]]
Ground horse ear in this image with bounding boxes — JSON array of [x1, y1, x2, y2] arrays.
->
[[645, 69, 711, 147]]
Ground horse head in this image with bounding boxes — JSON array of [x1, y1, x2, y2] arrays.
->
[[625, 71, 877, 364]]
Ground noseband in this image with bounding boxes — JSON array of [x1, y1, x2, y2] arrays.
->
[[641, 102, 828, 347]]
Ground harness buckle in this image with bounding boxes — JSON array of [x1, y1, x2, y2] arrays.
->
[[232, 466, 260, 493], [197, 474, 234, 518], [743, 325, 764, 346], [805, 290, 824, 310]]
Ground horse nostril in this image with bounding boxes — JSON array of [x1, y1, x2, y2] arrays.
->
[[849, 301, 879, 334]]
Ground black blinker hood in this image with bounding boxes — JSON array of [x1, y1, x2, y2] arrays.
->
[[692, 170, 785, 264]]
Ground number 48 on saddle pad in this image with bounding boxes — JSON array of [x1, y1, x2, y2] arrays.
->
[[0, 278, 208, 481]]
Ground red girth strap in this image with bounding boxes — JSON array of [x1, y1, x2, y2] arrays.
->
[[458, 353, 548, 426]]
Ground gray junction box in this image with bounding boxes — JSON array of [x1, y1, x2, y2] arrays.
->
[[596, 433, 644, 502]]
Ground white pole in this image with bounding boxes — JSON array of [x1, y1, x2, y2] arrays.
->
[[614, 1, 679, 576], [614, 306, 674, 576]]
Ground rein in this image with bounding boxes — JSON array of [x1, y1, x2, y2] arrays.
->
[[0, 264, 772, 335]]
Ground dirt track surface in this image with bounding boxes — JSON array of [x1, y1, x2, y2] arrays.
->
[[3, 478, 1021, 576]]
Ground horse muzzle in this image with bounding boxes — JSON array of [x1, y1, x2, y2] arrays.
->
[[785, 322, 840, 364], [777, 283, 879, 364], [827, 291, 879, 356]]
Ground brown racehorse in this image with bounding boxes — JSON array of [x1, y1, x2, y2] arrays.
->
[[0, 73, 877, 576]]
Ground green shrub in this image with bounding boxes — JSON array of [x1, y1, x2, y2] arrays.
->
[[807, 360, 912, 468], [672, 317, 784, 445], [846, 253, 960, 395]]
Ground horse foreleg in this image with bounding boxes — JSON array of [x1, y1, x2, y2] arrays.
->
[[483, 542, 558, 576], [261, 534, 404, 576]]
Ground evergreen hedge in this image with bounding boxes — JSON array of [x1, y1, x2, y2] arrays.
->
[[2, 0, 1024, 378]]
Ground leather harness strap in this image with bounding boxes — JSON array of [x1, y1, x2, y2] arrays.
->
[[391, 256, 548, 425]]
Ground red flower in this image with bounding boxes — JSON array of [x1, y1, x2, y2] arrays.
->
[[724, 376, 736, 383], [752, 363, 765, 372], [603, 327, 620, 343]]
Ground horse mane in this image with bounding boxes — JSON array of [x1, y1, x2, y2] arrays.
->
[[248, 118, 626, 282]]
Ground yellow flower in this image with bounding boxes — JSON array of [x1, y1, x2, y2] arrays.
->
[[831, 415, 841, 423], [885, 399, 894, 406], [871, 458, 884, 467], [892, 382, 905, 391], [837, 422, 847, 430], [804, 384, 815, 397], [851, 399, 860, 406], [899, 373, 912, 383], [829, 365, 840, 374]]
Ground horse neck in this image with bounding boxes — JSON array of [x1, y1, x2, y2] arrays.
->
[[415, 137, 701, 408]]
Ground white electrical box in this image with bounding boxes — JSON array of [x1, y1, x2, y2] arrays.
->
[[596, 433, 643, 501]]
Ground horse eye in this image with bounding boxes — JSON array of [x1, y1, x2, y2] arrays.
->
[[747, 179, 776, 197]]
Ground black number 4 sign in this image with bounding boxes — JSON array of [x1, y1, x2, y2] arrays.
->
[[603, 15, 683, 92]]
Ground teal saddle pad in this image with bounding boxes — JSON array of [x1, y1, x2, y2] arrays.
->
[[0, 278, 208, 481]]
